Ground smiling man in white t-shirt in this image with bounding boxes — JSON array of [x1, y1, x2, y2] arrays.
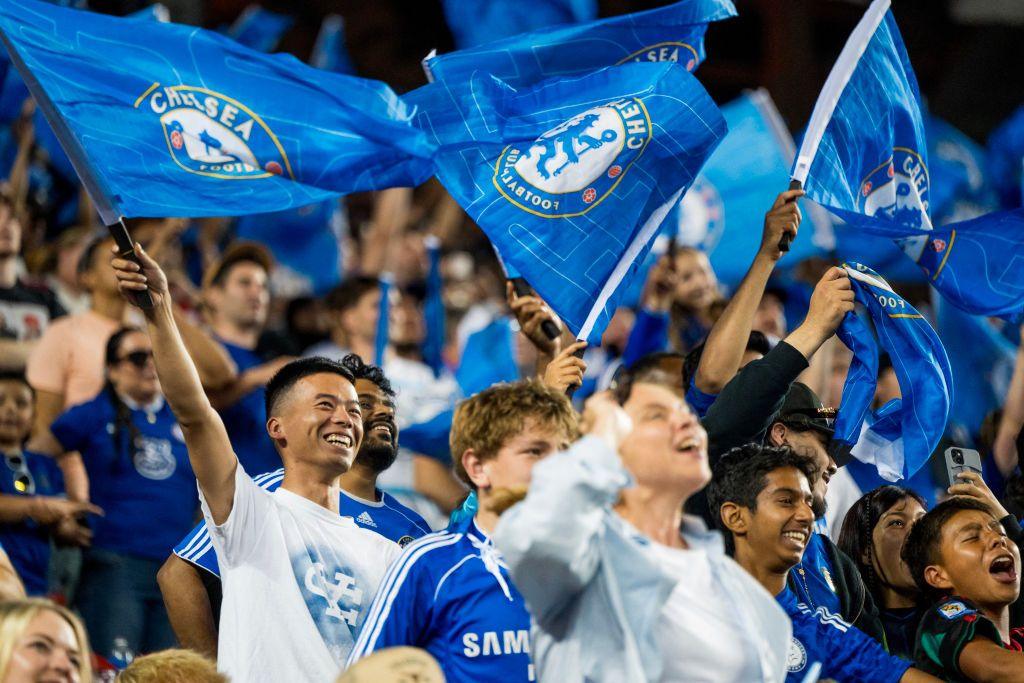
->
[[111, 245, 399, 682]]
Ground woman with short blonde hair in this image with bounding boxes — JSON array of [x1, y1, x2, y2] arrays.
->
[[0, 598, 92, 682]]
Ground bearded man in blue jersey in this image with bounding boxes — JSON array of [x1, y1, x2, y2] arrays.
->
[[157, 353, 431, 657], [348, 380, 577, 682]]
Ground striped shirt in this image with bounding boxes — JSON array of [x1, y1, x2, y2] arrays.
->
[[348, 515, 534, 682]]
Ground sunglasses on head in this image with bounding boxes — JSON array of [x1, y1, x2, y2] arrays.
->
[[4, 453, 35, 495], [119, 350, 153, 369]]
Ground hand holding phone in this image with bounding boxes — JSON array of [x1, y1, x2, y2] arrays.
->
[[945, 447, 1012, 520]]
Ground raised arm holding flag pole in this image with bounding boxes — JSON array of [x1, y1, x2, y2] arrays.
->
[[792, 0, 1024, 321]]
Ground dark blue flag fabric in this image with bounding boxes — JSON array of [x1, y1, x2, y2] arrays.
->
[[833, 263, 952, 481], [442, 0, 597, 50], [934, 292, 1016, 440], [422, 236, 446, 378], [793, 0, 1024, 320], [226, 5, 293, 53], [408, 62, 726, 343], [234, 200, 344, 295], [672, 89, 833, 287], [927, 116, 999, 225], [311, 14, 355, 75], [986, 105, 1024, 210], [426, 0, 735, 88], [0, 0, 434, 224]]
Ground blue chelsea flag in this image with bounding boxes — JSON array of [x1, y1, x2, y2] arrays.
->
[[426, 0, 735, 88], [673, 89, 833, 287], [0, 0, 434, 224], [833, 263, 952, 481], [408, 62, 725, 343], [442, 0, 597, 49], [794, 0, 1024, 320]]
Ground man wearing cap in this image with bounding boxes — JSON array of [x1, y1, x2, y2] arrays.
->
[[698, 265, 885, 640], [203, 242, 294, 475]]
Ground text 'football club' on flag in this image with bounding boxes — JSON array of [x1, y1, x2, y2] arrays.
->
[[0, 0, 435, 224], [407, 62, 726, 343], [793, 0, 1024, 320]]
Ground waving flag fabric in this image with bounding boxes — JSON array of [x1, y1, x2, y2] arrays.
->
[[833, 263, 952, 481], [672, 89, 833, 287], [426, 0, 735, 87], [986, 105, 1024, 210], [0, 0, 434, 224], [442, 0, 597, 49], [934, 292, 1016, 440], [793, 0, 1024, 320], [408, 62, 725, 343], [311, 15, 355, 75], [226, 5, 293, 53]]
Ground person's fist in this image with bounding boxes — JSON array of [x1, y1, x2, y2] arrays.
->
[[805, 266, 855, 335], [28, 497, 103, 526], [506, 281, 563, 355], [759, 190, 804, 261], [542, 341, 587, 393], [580, 391, 633, 452], [111, 243, 169, 310]]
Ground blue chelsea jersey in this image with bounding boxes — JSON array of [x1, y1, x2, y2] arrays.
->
[[0, 450, 63, 595], [50, 393, 197, 562], [348, 516, 534, 683], [778, 587, 909, 683], [789, 531, 842, 617], [174, 468, 432, 576], [216, 340, 281, 476]]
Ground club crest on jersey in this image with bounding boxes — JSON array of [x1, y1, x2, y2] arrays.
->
[[786, 637, 807, 672], [616, 42, 699, 71], [493, 98, 651, 218], [938, 601, 973, 620], [142, 84, 293, 180]]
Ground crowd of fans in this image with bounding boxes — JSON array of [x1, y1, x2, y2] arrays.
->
[[0, 4, 1023, 683], [1, 164, 1022, 681]]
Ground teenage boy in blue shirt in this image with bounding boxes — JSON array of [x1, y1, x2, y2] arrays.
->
[[349, 380, 577, 682], [709, 443, 939, 683]]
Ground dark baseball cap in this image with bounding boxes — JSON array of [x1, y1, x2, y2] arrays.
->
[[777, 382, 836, 437]]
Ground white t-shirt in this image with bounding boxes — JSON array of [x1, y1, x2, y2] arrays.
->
[[649, 543, 764, 683], [202, 465, 401, 683]]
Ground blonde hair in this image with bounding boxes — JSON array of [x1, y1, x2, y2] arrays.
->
[[450, 379, 578, 488], [117, 649, 227, 683], [0, 599, 92, 682]]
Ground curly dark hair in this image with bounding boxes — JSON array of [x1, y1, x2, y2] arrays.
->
[[339, 354, 395, 397], [707, 442, 819, 555], [837, 486, 927, 607]]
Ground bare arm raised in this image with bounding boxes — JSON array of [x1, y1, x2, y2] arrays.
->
[[111, 244, 237, 524]]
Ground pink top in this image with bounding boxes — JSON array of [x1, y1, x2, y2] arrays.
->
[[26, 310, 122, 408]]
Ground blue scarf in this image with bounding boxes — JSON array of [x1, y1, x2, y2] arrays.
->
[[832, 263, 953, 481]]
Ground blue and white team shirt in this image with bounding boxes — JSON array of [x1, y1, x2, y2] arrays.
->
[[789, 530, 843, 618], [348, 515, 534, 682], [778, 587, 909, 683], [174, 468, 431, 576], [203, 464, 401, 683]]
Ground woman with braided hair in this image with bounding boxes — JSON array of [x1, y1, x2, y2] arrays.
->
[[43, 326, 197, 663], [838, 485, 928, 658]]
